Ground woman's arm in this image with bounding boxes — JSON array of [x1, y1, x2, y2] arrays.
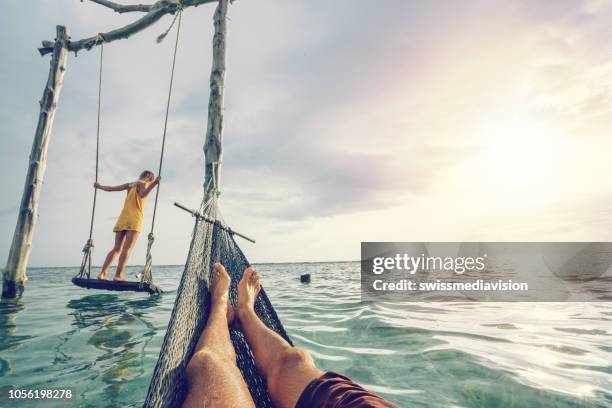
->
[[94, 182, 133, 192], [136, 176, 161, 198]]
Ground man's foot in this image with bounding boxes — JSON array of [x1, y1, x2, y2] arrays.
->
[[113, 273, 126, 282], [236, 267, 261, 320], [97, 272, 108, 280], [211, 262, 232, 302], [211, 263, 238, 325]]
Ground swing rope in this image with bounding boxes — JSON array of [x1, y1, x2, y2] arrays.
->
[[78, 39, 104, 279], [141, 8, 183, 286]]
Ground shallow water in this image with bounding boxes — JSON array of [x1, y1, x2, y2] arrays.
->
[[0, 263, 610, 407]]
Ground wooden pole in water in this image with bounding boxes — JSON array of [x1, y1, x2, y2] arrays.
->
[[3, 26, 70, 299], [203, 0, 229, 199]]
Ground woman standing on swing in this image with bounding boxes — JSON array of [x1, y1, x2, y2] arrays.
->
[[94, 170, 161, 281]]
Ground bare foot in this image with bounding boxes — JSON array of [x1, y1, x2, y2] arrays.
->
[[113, 274, 126, 282], [211, 263, 231, 303], [211, 263, 237, 326], [97, 272, 108, 280], [236, 267, 261, 320]]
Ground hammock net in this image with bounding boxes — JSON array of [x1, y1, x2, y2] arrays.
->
[[144, 196, 291, 407]]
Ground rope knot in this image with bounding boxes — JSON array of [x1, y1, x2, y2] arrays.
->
[[156, 5, 182, 43], [207, 187, 221, 197], [82, 239, 94, 253]]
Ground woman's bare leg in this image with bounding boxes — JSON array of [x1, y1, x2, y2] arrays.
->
[[98, 232, 126, 280], [236, 268, 324, 408], [114, 230, 139, 281], [183, 263, 255, 408]]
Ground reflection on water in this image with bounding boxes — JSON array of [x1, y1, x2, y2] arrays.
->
[[0, 264, 610, 407], [0, 297, 28, 379], [65, 292, 161, 403], [67, 293, 160, 329]]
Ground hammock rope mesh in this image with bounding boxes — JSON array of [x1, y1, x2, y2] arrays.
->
[[144, 195, 291, 407]]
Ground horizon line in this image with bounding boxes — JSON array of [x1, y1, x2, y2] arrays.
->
[[24, 259, 360, 270]]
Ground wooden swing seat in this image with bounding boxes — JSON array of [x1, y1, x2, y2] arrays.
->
[[72, 276, 162, 294]]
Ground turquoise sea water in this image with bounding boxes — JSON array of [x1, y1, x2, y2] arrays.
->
[[0, 262, 611, 407]]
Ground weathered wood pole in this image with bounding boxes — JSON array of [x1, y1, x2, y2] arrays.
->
[[3, 26, 70, 298], [203, 0, 228, 199]]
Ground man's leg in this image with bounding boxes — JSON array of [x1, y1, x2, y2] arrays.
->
[[183, 263, 255, 408], [236, 268, 324, 408]]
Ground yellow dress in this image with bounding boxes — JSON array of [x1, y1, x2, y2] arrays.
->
[[113, 184, 147, 232]]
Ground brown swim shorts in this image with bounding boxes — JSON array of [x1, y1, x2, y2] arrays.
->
[[295, 371, 398, 408]]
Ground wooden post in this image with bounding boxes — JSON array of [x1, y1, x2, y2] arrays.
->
[[2, 26, 69, 298], [203, 0, 228, 199]]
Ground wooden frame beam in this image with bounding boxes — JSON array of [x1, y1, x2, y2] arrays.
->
[[204, 0, 228, 196], [3, 26, 70, 298], [84, 0, 152, 14], [39, 0, 219, 56]]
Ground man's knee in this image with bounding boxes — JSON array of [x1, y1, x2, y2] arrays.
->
[[267, 347, 315, 394], [185, 350, 225, 379]]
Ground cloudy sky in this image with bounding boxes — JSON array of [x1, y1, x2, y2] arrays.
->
[[1, 0, 612, 267]]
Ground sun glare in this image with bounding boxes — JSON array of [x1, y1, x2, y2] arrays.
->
[[474, 116, 566, 209]]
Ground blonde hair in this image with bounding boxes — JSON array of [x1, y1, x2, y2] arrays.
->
[[139, 170, 155, 182]]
